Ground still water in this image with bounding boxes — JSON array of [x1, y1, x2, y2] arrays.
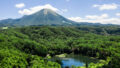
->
[[51, 54, 98, 68]]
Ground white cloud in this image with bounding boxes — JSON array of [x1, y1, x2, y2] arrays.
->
[[18, 4, 59, 15], [68, 14, 120, 24], [116, 13, 120, 16], [68, 17, 83, 22], [86, 14, 108, 19], [93, 3, 119, 10], [15, 3, 25, 8]]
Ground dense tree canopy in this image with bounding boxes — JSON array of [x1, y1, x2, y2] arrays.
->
[[0, 26, 120, 68]]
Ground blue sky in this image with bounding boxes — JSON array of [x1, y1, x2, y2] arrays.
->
[[0, 0, 120, 24]]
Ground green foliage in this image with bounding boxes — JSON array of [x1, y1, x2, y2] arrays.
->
[[0, 26, 120, 68]]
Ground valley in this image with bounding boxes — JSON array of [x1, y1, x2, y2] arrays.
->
[[0, 26, 120, 68]]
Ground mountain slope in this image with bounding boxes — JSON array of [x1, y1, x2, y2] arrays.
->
[[0, 9, 75, 26]]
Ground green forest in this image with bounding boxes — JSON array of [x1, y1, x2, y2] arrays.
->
[[0, 26, 120, 68]]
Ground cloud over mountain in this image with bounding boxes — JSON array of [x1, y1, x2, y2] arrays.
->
[[18, 4, 59, 15]]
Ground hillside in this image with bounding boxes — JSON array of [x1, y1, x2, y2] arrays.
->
[[0, 26, 120, 68]]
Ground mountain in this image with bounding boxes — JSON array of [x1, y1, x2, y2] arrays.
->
[[0, 9, 75, 27], [0, 19, 14, 27], [0, 9, 115, 27]]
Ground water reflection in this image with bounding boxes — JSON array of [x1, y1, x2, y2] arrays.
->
[[51, 54, 98, 68]]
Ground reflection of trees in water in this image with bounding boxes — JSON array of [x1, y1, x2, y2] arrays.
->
[[50, 54, 98, 68], [66, 54, 98, 64], [50, 57, 63, 65], [65, 66, 69, 68], [85, 61, 88, 68]]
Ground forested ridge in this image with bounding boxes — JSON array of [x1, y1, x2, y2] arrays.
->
[[0, 26, 120, 68]]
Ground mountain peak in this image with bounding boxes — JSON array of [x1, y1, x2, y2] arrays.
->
[[41, 9, 54, 12], [34, 9, 58, 16], [41, 9, 53, 15]]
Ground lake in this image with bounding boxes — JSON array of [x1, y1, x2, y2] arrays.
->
[[50, 54, 98, 68]]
